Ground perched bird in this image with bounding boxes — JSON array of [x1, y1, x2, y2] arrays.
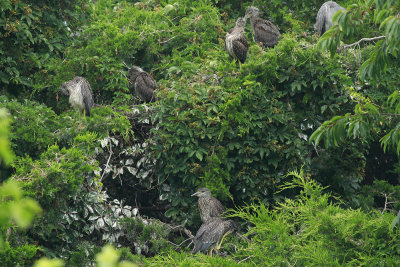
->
[[191, 187, 225, 223], [244, 6, 280, 48], [315, 1, 345, 35], [128, 66, 157, 103], [193, 217, 237, 255], [59, 76, 94, 116], [225, 17, 249, 64]]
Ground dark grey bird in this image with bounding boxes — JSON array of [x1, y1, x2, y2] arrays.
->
[[315, 1, 345, 35], [128, 66, 157, 103], [193, 217, 237, 255], [59, 76, 94, 116], [244, 6, 280, 48], [191, 187, 225, 223], [225, 17, 249, 64]]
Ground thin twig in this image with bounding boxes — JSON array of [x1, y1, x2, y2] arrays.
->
[[382, 192, 395, 214], [238, 256, 253, 264], [100, 141, 113, 181], [159, 36, 177, 44], [338, 36, 385, 52]]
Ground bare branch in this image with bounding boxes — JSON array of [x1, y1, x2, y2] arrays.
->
[[382, 192, 395, 214], [338, 36, 386, 52], [238, 256, 253, 264], [100, 141, 113, 181], [159, 36, 177, 44]]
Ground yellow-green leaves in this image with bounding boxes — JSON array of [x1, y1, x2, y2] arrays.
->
[[0, 109, 14, 166]]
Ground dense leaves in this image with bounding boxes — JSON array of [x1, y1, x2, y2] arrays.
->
[[0, 0, 88, 95], [1, 0, 400, 265]]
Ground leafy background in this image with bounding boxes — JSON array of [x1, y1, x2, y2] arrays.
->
[[1, 0, 400, 265]]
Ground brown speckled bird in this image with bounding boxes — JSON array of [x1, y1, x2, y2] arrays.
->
[[225, 17, 249, 64], [128, 66, 157, 102], [245, 6, 280, 48], [191, 187, 225, 223], [192, 217, 236, 255]]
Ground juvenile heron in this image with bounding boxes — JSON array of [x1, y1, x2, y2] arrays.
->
[[315, 1, 345, 35], [192, 217, 236, 255], [225, 17, 249, 64], [191, 187, 225, 223], [128, 66, 157, 103], [244, 6, 280, 48], [59, 76, 94, 116]]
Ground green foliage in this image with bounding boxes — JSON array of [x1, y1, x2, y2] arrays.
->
[[0, 180, 42, 232], [145, 250, 248, 267], [250, 0, 347, 33], [96, 245, 137, 267], [316, 0, 399, 81], [12, 139, 100, 255], [4, 0, 400, 265], [152, 32, 355, 224], [0, 108, 14, 167], [33, 257, 64, 267], [0, 180, 41, 265], [0, 96, 132, 159], [34, 0, 225, 105], [0, 242, 38, 267], [0, 96, 60, 159], [309, 61, 400, 157], [0, 0, 88, 94], [119, 217, 175, 256], [14, 143, 95, 209], [358, 180, 400, 213], [231, 168, 400, 265]]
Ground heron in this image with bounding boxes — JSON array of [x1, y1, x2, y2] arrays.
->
[[128, 66, 157, 103], [225, 17, 249, 66], [244, 6, 280, 48], [192, 217, 237, 255], [315, 1, 345, 36], [59, 76, 94, 116], [191, 187, 225, 223]]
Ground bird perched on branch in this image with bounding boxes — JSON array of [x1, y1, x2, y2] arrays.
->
[[193, 217, 237, 255], [191, 187, 225, 223], [59, 76, 94, 116], [225, 17, 249, 65], [128, 66, 157, 103], [244, 6, 280, 48], [315, 1, 345, 36]]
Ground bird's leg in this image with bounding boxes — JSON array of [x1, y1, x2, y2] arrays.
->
[[208, 248, 214, 257], [215, 230, 232, 251]]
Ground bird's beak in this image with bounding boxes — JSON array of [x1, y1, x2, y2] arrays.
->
[[191, 192, 199, 197]]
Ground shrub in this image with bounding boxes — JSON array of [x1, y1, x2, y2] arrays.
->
[[0, 242, 38, 267], [231, 168, 400, 265], [151, 33, 358, 225], [0, 0, 89, 95]]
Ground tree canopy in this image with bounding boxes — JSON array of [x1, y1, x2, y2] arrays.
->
[[1, 0, 400, 265]]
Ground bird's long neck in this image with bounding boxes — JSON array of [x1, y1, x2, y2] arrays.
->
[[129, 71, 142, 82], [250, 16, 260, 28], [233, 26, 244, 35]]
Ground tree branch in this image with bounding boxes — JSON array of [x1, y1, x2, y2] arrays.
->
[[338, 36, 386, 52]]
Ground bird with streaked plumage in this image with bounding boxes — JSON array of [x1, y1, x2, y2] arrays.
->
[[128, 66, 157, 103], [244, 6, 280, 48], [192, 217, 237, 255], [191, 187, 226, 223], [225, 17, 249, 65], [191, 187, 236, 255], [59, 76, 94, 116]]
